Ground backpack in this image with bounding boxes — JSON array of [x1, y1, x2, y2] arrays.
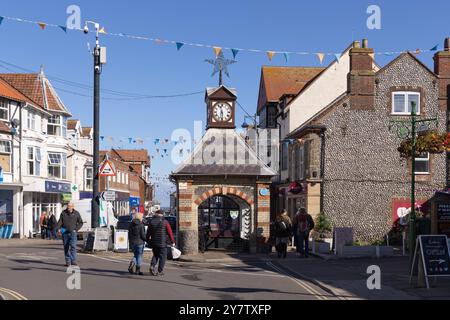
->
[[297, 214, 309, 233]]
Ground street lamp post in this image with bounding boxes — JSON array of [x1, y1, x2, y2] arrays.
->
[[389, 101, 437, 270], [84, 21, 105, 229]]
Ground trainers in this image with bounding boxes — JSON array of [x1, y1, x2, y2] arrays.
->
[[128, 261, 135, 274], [65, 262, 71, 267], [150, 266, 158, 276], [71, 262, 78, 266], [158, 271, 165, 277]]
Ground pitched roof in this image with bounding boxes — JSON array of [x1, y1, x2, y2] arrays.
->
[[172, 128, 277, 177], [112, 149, 150, 164], [257, 66, 325, 112], [0, 72, 72, 115], [376, 52, 437, 78], [0, 77, 29, 103], [81, 127, 92, 137], [67, 119, 79, 131]]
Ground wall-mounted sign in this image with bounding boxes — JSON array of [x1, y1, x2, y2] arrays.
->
[[61, 193, 72, 202], [45, 181, 71, 193], [130, 197, 140, 207], [230, 211, 239, 220], [392, 199, 425, 225], [259, 188, 269, 197]]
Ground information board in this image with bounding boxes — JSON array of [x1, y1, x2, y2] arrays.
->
[[419, 235, 450, 277], [437, 203, 450, 236]]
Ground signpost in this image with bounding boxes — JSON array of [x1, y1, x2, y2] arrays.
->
[[99, 159, 116, 177], [410, 235, 450, 289], [101, 191, 116, 202]]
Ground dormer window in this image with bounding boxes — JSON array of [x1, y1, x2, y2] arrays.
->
[[0, 99, 9, 121], [392, 91, 420, 115], [48, 115, 67, 137]]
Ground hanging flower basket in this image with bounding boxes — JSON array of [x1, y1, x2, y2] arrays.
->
[[398, 130, 448, 159], [288, 181, 304, 194]]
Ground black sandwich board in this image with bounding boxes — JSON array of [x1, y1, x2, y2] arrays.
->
[[410, 235, 450, 289]]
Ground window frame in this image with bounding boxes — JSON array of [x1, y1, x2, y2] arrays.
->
[[391, 91, 421, 115], [47, 152, 67, 180], [84, 166, 93, 191], [27, 111, 37, 131], [47, 115, 67, 137], [0, 99, 9, 121]]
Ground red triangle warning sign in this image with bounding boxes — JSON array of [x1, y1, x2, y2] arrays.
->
[[99, 160, 116, 177]]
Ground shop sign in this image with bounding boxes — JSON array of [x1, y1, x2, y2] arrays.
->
[[61, 193, 72, 202], [392, 199, 425, 225], [130, 197, 140, 206], [45, 181, 71, 193]]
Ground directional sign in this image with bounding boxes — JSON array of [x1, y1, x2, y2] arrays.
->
[[101, 191, 116, 201], [99, 160, 116, 177]]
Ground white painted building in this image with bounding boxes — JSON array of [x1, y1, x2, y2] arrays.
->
[[0, 70, 73, 238]]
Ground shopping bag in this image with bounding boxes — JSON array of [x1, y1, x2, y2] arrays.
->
[[171, 246, 182, 260]]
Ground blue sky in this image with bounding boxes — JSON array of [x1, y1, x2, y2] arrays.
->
[[0, 0, 448, 205]]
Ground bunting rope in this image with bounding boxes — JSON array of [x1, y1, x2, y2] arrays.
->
[[0, 15, 442, 64]]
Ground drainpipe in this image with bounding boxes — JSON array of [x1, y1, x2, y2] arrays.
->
[[319, 129, 326, 213]]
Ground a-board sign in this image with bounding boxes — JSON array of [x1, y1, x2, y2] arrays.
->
[[419, 235, 450, 277], [83, 232, 95, 251], [93, 228, 110, 251], [114, 230, 129, 252], [410, 235, 450, 289]]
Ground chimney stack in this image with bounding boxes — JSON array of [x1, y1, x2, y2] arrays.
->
[[348, 38, 375, 110], [433, 38, 450, 111]]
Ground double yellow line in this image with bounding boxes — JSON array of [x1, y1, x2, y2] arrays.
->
[[0, 287, 28, 300], [266, 262, 329, 300]]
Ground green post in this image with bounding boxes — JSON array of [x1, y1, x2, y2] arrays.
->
[[409, 101, 417, 269]]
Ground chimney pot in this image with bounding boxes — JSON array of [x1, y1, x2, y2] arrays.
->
[[362, 39, 369, 49], [353, 41, 360, 49], [445, 38, 450, 51]]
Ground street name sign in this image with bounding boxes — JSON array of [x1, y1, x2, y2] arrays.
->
[[99, 160, 116, 177], [410, 235, 450, 289]]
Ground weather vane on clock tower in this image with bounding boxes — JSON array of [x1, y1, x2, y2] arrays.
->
[[205, 51, 237, 86]]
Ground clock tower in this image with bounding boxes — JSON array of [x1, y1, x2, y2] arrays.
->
[[205, 85, 237, 129]]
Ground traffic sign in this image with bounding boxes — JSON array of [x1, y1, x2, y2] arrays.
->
[[101, 191, 116, 201], [99, 160, 116, 177]]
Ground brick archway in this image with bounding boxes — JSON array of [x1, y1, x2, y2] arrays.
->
[[194, 187, 254, 206]]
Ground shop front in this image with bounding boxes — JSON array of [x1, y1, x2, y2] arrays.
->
[[111, 191, 130, 217]]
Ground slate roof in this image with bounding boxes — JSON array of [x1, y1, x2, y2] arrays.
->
[[172, 128, 277, 177]]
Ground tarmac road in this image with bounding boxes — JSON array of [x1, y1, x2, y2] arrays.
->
[[0, 242, 334, 300]]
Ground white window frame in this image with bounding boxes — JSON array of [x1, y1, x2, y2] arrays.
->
[[27, 146, 41, 176], [47, 115, 67, 137], [84, 167, 93, 191], [391, 91, 421, 115], [415, 153, 430, 175], [27, 112, 37, 131], [48, 152, 67, 180], [0, 99, 9, 121], [0, 140, 12, 173]]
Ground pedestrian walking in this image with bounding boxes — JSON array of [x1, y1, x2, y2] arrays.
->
[[40, 211, 48, 239], [47, 212, 58, 240], [274, 211, 293, 259], [294, 208, 315, 258], [128, 212, 147, 276], [56, 202, 84, 267], [146, 210, 175, 276], [198, 222, 211, 254]]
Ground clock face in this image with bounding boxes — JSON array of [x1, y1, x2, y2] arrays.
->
[[213, 102, 232, 122]]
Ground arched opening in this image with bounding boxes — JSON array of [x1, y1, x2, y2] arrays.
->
[[198, 194, 251, 251]]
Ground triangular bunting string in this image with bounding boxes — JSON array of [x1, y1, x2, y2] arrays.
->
[[231, 48, 239, 58], [0, 17, 4, 26], [267, 51, 275, 61], [213, 46, 222, 57], [430, 44, 439, 51], [317, 53, 325, 64], [283, 52, 290, 63], [334, 53, 341, 63], [59, 25, 67, 33], [38, 22, 46, 30], [176, 42, 185, 51]]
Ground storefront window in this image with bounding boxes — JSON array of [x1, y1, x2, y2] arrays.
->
[[32, 193, 58, 234], [0, 190, 13, 223]]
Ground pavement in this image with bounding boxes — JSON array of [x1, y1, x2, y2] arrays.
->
[[1, 239, 449, 300]]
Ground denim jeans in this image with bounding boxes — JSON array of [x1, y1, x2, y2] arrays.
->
[[47, 228, 57, 240], [62, 231, 78, 263], [151, 247, 167, 273], [132, 244, 145, 267], [297, 231, 310, 256]]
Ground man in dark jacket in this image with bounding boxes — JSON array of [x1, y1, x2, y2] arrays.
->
[[47, 212, 57, 240], [128, 212, 147, 275], [147, 210, 175, 276], [293, 208, 315, 258], [56, 202, 84, 266]]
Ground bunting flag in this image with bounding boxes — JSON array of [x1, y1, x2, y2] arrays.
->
[[128, 138, 133, 144], [38, 22, 46, 30], [414, 48, 421, 55], [0, 16, 4, 25], [154, 38, 164, 44], [317, 53, 325, 64], [100, 136, 105, 141], [213, 46, 222, 57], [59, 25, 67, 33], [334, 53, 341, 63], [176, 42, 185, 51], [154, 139, 160, 145], [283, 52, 290, 63], [430, 44, 439, 51], [99, 27, 107, 34], [231, 48, 239, 59], [267, 51, 276, 61]]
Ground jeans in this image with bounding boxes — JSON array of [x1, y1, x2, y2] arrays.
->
[[151, 247, 167, 273], [62, 231, 78, 264], [297, 231, 310, 256], [132, 244, 145, 267], [47, 228, 57, 240]]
